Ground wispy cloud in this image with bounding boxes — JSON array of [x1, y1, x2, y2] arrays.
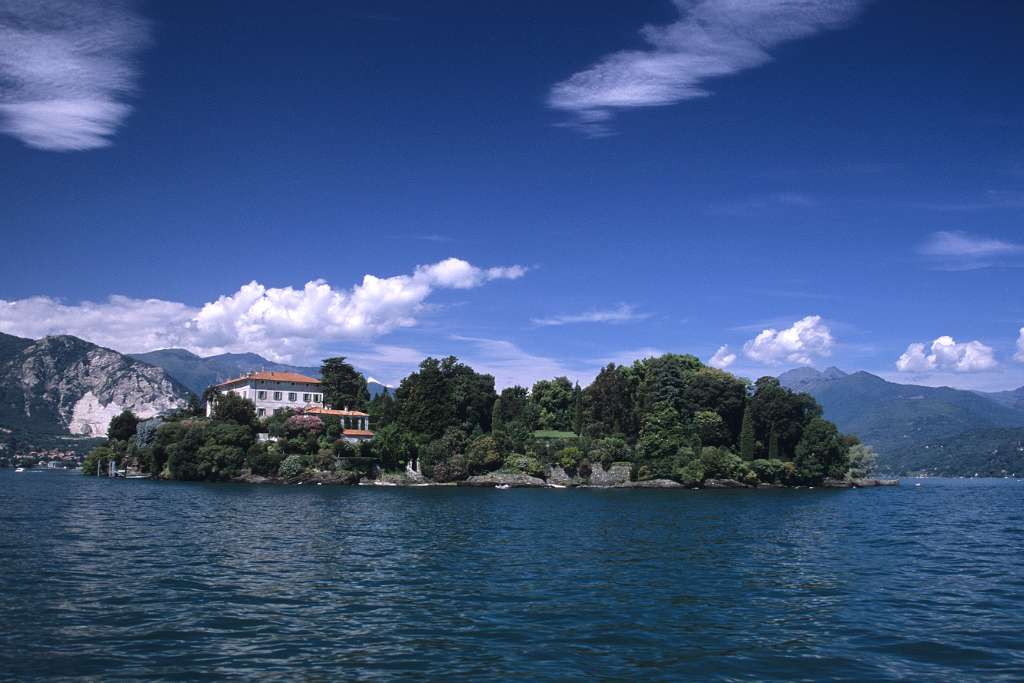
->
[[532, 303, 650, 327], [918, 230, 1024, 270], [548, 0, 865, 135], [912, 190, 1024, 212], [706, 191, 819, 216], [0, 0, 150, 151], [0, 258, 527, 362], [709, 345, 736, 369]]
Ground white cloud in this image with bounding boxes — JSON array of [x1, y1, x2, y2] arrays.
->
[[532, 303, 649, 327], [1016, 328, 1024, 363], [709, 345, 736, 369], [742, 315, 834, 365], [0, 258, 526, 362], [918, 231, 1024, 270], [0, 0, 149, 151], [896, 336, 998, 373], [548, 0, 864, 135]]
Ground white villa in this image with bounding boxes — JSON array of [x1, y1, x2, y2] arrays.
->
[[207, 370, 374, 442]]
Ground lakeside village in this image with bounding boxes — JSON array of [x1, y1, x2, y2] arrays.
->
[[69, 353, 893, 489]]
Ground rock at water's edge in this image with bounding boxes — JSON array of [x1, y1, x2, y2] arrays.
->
[[618, 479, 683, 488], [588, 462, 632, 486], [459, 473, 547, 488], [703, 478, 750, 489]]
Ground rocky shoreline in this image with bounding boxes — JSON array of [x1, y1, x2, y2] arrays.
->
[[228, 462, 899, 490]]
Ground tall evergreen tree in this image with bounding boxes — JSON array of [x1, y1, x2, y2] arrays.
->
[[572, 383, 584, 435], [768, 428, 780, 460], [320, 357, 370, 411], [739, 402, 756, 461], [491, 397, 504, 433]]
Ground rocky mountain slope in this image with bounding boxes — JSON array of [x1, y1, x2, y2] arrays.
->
[[778, 366, 1024, 474], [0, 333, 192, 437]]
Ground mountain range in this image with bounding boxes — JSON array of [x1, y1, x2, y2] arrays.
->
[[0, 334, 391, 455], [778, 366, 1024, 476], [129, 348, 392, 398], [0, 332, 192, 443]]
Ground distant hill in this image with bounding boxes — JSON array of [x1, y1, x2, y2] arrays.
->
[[0, 332, 191, 440], [778, 367, 1024, 473], [131, 348, 392, 398], [884, 427, 1024, 477]]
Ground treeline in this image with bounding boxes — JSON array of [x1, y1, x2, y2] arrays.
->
[[86, 352, 875, 486]]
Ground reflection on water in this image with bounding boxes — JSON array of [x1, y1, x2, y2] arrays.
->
[[2, 472, 1023, 681]]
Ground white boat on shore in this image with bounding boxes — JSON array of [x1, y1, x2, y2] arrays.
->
[[15, 467, 24, 473], [495, 484, 511, 490]]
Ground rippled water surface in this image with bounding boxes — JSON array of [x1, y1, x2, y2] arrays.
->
[[2, 472, 1023, 681]]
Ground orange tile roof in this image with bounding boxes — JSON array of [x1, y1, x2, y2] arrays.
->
[[216, 371, 321, 387], [342, 429, 375, 437], [305, 407, 369, 417]]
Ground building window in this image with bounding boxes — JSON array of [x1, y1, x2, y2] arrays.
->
[[314, 394, 322, 402], [257, 408, 266, 417], [257, 391, 267, 400], [288, 392, 297, 401], [303, 393, 311, 402], [273, 392, 282, 401]]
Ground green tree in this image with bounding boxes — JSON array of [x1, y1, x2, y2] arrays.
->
[[767, 428, 780, 460], [107, 410, 139, 442], [739, 403, 756, 461], [572, 383, 584, 436], [530, 377, 576, 432], [320, 357, 370, 411], [583, 363, 637, 438], [693, 410, 729, 446], [279, 454, 307, 479], [794, 417, 849, 483], [212, 393, 258, 427], [749, 377, 822, 458], [491, 397, 504, 434], [466, 435, 502, 474], [847, 443, 878, 479], [367, 391, 399, 429]]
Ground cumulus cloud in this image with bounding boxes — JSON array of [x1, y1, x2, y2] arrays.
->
[[709, 345, 736, 369], [896, 336, 998, 373], [742, 315, 834, 365], [548, 0, 864, 135], [0, 258, 526, 362], [532, 303, 649, 327], [1017, 328, 1024, 363], [918, 231, 1024, 270], [0, 0, 149, 151]]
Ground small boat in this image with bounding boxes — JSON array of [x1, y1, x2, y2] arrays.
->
[[549, 484, 567, 489], [495, 484, 511, 490], [15, 467, 24, 473]]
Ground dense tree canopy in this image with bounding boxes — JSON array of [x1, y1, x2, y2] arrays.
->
[[85, 350, 857, 488], [321, 357, 370, 411]]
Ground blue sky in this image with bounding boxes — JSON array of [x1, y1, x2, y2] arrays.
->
[[1, 0, 1023, 390]]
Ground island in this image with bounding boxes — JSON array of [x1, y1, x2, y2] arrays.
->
[[82, 353, 891, 489]]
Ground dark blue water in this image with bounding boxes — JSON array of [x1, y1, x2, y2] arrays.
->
[[2, 472, 1023, 681]]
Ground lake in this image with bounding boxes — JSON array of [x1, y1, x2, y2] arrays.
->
[[1, 472, 1023, 681]]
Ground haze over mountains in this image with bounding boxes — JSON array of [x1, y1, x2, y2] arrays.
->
[[778, 367, 1024, 476], [130, 348, 392, 399]]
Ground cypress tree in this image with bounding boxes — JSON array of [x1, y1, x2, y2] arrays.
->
[[768, 428, 780, 461], [491, 397, 504, 434], [739, 402, 756, 461], [573, 383, 584, 435]]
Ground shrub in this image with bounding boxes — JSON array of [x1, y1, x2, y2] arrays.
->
[[285, 414, 324, 436], [246, 442, 284, 476], [557, 446, 583, 470], [429, 453, 469, 482], [502, 453, 544, 477], [674, 459, 705, 487], [577, 459, 593, 479], [750, 458, 789, 484], [279, 454, 307, 479], [700, 447, 745, 480], [466, 435, 502, 474]]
